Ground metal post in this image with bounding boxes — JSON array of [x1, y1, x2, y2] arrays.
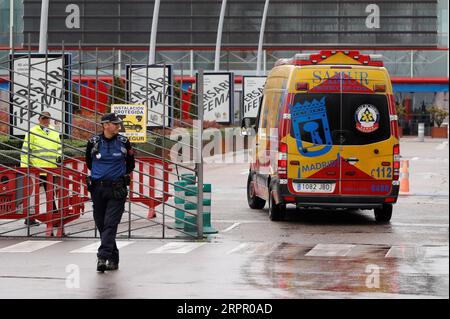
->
[[94, 48, 99, 239], [128, 200, 131, 238], [162, 62, 166, 239], [118, 49, 122, 77], [26, 34, 32, 236], [256, 0, 270, 76], [196, 69, 204, 239], [214, 0, 227, 72], [95, 48, 99, 134], [190, 50, 194, 77], [9, 0, 14, 53], [180, 62, 184, 121], [418, 123, 425, 142], [148, 0, 161, 65], [59, 41, 65, 236], [112, 47, 116, 107], [39, 0, 49, 54]]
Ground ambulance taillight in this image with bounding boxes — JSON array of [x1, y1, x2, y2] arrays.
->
[[393, 144, 401, 180], [278, 142, 288, 179]]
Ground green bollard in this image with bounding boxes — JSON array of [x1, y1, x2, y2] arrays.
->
[[203, 183, 211, 201], [184, 185, 198, 206], [181, 174, 196, 185], [174, 209, 185, 229], [202, 199, 217, 234], [183, 202, 198, 236]]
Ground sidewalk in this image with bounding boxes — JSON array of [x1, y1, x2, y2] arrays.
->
[[400, 136, 448, 143]]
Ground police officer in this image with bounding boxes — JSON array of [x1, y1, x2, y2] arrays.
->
[[85, 113, 135, 272]]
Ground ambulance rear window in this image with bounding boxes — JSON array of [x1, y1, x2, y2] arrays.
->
[[290, 93, 391, 145]]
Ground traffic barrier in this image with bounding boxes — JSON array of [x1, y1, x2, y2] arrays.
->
[[174, 208, 185, 229], [182, 201, 217, 236], [174, 181, 187, 204], [129, 157, 172, 219], [173, 181, 187, 229], [399, 160, 410, 194], [0, 164, 88, 237], [183, 202, 198, 235], [185, 185, 198, 205], [0, 156, 173, 237], [203, 183, 211, 200], [181, 173, 196, 185], [202, 199, 217, 234]]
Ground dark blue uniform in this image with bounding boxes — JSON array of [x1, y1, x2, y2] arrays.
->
[[86, 133, 135, 269]]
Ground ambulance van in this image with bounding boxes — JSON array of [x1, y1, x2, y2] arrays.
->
[[242, 50, 400, 223]]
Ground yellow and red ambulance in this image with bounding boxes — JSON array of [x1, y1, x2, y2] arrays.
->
[[243, 50, 400, 223]]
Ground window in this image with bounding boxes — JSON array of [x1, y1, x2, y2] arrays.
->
[[291, 93, 391, 146]]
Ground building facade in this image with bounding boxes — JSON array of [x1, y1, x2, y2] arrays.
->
[[0, 0, 448, 133]]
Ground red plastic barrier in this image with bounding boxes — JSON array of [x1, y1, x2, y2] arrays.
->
[[129, 157, 172, 218], [0, 164, 87, 237], [0, 156, 173, 235]]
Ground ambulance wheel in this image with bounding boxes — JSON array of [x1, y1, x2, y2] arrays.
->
[[269, 189, 286, 221], [374, 204, 393, 223], [247, 174, 265, 209]]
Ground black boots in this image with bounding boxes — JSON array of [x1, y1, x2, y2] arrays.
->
[[97, 258, 107, 272], [106, 261, 119, 271], [97, 259, 119, 272]]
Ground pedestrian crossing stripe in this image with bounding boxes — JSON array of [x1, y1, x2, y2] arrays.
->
[[0, 240, 61, 253], [305, 244, 356, 257], [0, 240, 448, 259], [70, 241, 135, 253], [147, 242, 206, 254]]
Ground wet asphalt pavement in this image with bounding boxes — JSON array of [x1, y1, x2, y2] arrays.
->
[[0, 138, 448, 299]]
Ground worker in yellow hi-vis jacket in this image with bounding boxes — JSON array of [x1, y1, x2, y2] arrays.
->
[[21, 112, 62, 228]]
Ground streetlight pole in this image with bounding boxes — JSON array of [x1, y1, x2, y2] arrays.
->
[[214, 0, 227, 72], [256, 0, 269, 76], [39, 0, 49, 53], [148, 0, 161, 65]]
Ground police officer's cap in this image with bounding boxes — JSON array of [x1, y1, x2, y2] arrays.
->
[[100, 113, 122, 124], [38, 111, 51, 120]]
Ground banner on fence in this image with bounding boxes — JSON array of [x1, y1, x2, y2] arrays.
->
[[111, 104, 147, 143], [127, 65, 172, 128]]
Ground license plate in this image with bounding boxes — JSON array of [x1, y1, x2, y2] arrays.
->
[[294, 183, 336, 193]]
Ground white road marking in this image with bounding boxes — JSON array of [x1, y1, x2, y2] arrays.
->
[[385, 246, 418, 258], [411, 157, 419, 161], [240, 170, 249, 175], [226, 242, 277, 255], [436, 141, 448, 150], [386, 245, 450, 259], [70, 241, 135, 253], [305, 244, 356, 257], [222, 222, 241, 233], [227, 243, 249, 254], [147, 242, 205, 254], [424, 246, 449, 258], [391, 222, 449, 228], [0, 240, 61, 253]]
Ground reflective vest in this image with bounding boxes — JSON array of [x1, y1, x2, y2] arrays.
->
[[20, 125, 62, 169]]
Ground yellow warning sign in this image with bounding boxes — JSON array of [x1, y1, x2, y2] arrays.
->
[[111, 104, 147, 143]]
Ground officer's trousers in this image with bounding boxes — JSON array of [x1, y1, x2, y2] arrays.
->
[[91, 184, 125, 263]]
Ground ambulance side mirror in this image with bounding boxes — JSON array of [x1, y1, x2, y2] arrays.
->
[[241, 117, 257, 136]]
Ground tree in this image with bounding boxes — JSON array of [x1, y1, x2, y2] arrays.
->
[[107, 76, 126, 113], [428, 105, 449, 128], [395, 102, 406, 120]]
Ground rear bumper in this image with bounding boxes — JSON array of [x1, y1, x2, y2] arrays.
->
[[274, 181, 399, 209]]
